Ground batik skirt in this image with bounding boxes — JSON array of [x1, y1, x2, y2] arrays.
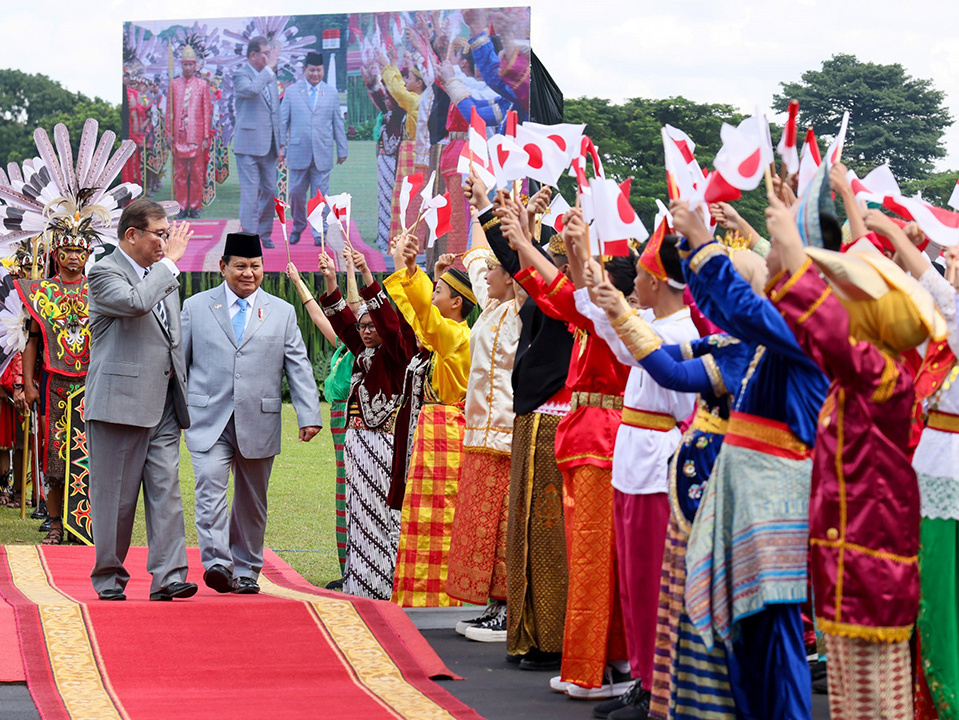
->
[[376, 152, 397, 252], [330, 399, 348, 575]]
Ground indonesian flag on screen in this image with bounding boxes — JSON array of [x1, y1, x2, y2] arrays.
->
[[949, 177, 959, 211], [456, 108, 494, 183], [422, 191, 452, 247], [522, 122, 586, 165], [487, 134, 530, 189], [543, 193, 571, 234], [514, 124, 569, 187], [398, 172, 423, 228], [798, 128, 822, 196], [777, 99, 800, 174], [825, 110, 850, 167], [588, 177, 648, 256], [307, 190, 326, 234], [327, 192, 351, 234], [712, 115, 775, 192]]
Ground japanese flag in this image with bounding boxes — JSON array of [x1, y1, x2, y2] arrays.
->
[[543, 193, 571, 234], [399, 172, 423, 228], [776, 99, 800, 174], [712, 115, 774, 191], [588, 177, 648, 256], [514, 124, 569, 187], [798, 128, 822, 196], [949, 177, 959, 211], [487, 134, 530, 189], [307, 190, 326, 234], [701, 170, 742, 204], [522, 122, 586, 164], [825, 110, 850, 167]]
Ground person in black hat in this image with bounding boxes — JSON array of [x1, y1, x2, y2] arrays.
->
[[181, 231, 322, 595], [280, 49, 348, 246]]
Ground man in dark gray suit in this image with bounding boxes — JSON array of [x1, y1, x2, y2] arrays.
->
[[181, 232, 322, 595], [280, 51, 348, 245], [233, 36, 282, 249], [87, 198, 196, 601]]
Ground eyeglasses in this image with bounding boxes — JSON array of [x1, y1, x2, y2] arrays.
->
[[358, 322, 377, 333], [135, 227, 170, 241]]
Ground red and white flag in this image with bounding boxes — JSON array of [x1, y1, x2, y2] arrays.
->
[[505, 110, 519, 138], [798, 128, 822, 195], [398, 172, 423, 228], [701, 170, 743, 204], [712, 114, 774, 192], [522, 121, 586, 165], [777, 99, 800, 174], [327, 192, 351, 236], [662, 127, 699, 201], [949, 177, 959, 211], [456, 107, 495, 187], [487, 133, 530, 189], [664, 124, 703, 180], [543, 193, 571, 234], [825, 110, 850, 167], [882, 194, 959, 247], [307, 190, 326, 234], [514, 124, 569, 187], [422, 191, 452, 247], [846, 164, 900, 204], [588, 177, 648, 256]]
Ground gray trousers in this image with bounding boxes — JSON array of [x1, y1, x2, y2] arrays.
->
[[89, 384, 189, 595], [289, 163, 332, 242], [235, 150, 277, 241], [192, 415, 274, 580]]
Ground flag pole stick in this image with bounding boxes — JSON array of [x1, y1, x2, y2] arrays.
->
[[19, 410, 29, 521], [764, 165, 774, 197]]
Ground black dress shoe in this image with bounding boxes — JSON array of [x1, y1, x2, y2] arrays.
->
[[150, 581, 198, 601], [31, 499, 47, 519], [39, 517, 52, 533], [289, 233, 300, 245], [188, 209, 200, 219], [98, 589, 126, 601], [518, 649, 561, 671], [232, 576, 260, 594], [324, 578, 344, 590], [203, 564, 233, 594], [261, 238, 275, 249]]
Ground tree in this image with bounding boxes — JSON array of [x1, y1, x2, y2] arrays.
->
[[773, 54, 953, 181], [0, 70, 122, 167], [562, 96, 771, 235]]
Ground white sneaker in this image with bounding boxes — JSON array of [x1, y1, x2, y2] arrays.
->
[[549, 676, 568, 693], [463, 604, 507, 642], [455, 602, 501, 635], [565, 665, 634, 700]]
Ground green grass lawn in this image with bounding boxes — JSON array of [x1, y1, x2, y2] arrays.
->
[[0, 402, 342, 588], [147, 140, 380, 247]]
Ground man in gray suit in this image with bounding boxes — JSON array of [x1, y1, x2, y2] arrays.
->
[[87, 198, 197, 602], [281, 51, 348, 246], [182, 232, 322, 595], [233, 36, 282, 249]]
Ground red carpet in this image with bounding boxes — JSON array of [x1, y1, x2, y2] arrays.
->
[[0, 545, 484, 720]]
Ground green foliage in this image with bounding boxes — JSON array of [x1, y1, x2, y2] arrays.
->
[[773, 54, 953, 181], [0, 70, 122, 167], [562, 96, 770, 236], [902, 171, 959, 209]]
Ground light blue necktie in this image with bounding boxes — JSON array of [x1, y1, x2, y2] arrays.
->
[[309, 85, 317, 109], [233, 298, 248, 343]]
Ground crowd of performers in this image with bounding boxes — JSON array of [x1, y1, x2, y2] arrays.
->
[[358, 8, 530, 254], [288, 158, 959, 720]]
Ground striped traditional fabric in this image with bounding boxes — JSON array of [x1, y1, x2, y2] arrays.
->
[[391, 403, 465, 607], [329, 400, 348, 574]]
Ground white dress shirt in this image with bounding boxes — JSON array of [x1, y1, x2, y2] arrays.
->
[[224, 285, 259, 335]]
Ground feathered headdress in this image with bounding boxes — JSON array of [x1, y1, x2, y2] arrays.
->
[[0, 118, 177, 257]]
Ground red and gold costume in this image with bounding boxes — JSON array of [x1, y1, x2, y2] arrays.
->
[[771, 255, 942, 719], [516, 267, 630, 689], [165, 73, 213, 212]]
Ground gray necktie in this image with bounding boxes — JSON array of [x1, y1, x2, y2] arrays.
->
[[144, 265, 169, 333]]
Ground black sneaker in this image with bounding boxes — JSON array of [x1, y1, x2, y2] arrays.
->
[[455, 601, 502, 635], [608, 683, 651, 720], [464, 604, 507, 642], [593, 694, 628, 719]]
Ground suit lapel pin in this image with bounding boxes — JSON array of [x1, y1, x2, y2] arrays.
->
[[214, 304, 222, 309], [258, 308, 264, 321]]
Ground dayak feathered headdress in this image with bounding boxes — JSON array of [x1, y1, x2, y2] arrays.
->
[[0, 118, 177, 257]]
